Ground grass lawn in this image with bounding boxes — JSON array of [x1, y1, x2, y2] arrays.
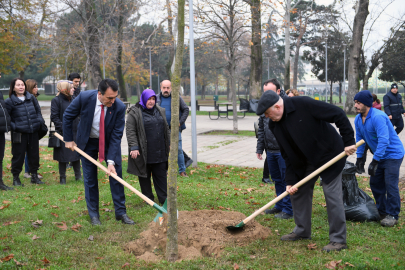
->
[[36, 95, 56, 101], [1, 142, 404, 269], [201, 130, 256, 137]]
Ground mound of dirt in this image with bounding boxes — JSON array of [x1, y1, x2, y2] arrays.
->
[[124, 210, 271, 262]]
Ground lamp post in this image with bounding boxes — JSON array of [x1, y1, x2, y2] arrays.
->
[[325, 36, 328, 102], [343, 44, 346, 110], [149, 47, 152, 88], [189, 0, 197, 167]]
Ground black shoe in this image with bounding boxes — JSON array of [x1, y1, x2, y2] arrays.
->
[[76, 176, 83, 181], [31, 174, 44, 184], [262, 178, 272, 184], [90, 216, 102, 226], [275, 212, 294, 220], [60, 177, 66, 185], [116, 214, 135, 225], [12, 176, 24, 187], [265, 208, 282, 215], [0, 180, 14, 190]]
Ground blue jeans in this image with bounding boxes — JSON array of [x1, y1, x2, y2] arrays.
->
[[178, 132, 186, 173], [267, 151, 293, 215], [25, 154, 29, 173], [370, 157, 403, 219]]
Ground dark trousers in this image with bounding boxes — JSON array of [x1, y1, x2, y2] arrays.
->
[[138, 162, 167, 204], [11, 132, 39, 176], [390, 118, 404, 134], [80, 138, 126, 218], [370, 157, 403, 219], [291, 167, 346, 244], [267, 151, 293, 215], [0, 133, 4, 181], [59, 160, 81, 178]]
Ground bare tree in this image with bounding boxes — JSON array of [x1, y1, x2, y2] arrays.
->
[[243, 0, 262, 99], [196, 0, 250, 133], [345, 0, 369, 114], [166, 0, 185, 262]]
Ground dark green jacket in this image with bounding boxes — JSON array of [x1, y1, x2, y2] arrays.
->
[[126, 103, 170, 177]]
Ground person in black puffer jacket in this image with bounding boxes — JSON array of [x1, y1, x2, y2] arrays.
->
[[4, 78, 45, 186], [0, 91, 13, 190], [51, 81, 81, 185], [256, 78, 293, 220], [383, 83, 405, 134]]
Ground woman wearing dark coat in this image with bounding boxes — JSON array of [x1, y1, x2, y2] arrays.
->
[[51, 81, 81, 184], [126, 89, 170, 204], [0, 91, 13, 190], [5, 78, 45, 186]]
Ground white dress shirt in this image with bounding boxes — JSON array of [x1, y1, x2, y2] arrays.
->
[[90, 98, 107, 138], [90, 97, 114, 165]]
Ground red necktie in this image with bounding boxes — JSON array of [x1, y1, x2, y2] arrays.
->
[[99, 104, 105, 162]]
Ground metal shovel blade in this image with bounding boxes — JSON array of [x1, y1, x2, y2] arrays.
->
[[153, 199, 167, 223], [226, 221, 245, 231]]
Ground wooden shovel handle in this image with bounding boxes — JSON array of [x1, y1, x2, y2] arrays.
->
[[54, 132, 156, 207], [243, 139, 365, 225]]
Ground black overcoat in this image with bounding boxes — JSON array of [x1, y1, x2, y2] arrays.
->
[[269, 96, 355, 186], [51, 94, 80, 162]]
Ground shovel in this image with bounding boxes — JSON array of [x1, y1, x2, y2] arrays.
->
[[54, 133, 167, 222], [226, 139, 365, 231]]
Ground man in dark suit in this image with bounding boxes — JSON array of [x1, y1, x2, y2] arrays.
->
[[256, 90, 356, 252], [63, 79, 134, 225]]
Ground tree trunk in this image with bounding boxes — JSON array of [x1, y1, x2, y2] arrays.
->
[[201, 84, 206, 100], [165, 0, 175, 80], [166, 0, 185, 262], [248, 0, 262, 99], [116, 0, 127, 101], [284, 0, 291, 91], [19, 70, 25, 79], [292, 44, 300, 90], [231, 60, 238, 134], [215, 74, 219, 95], [227, 79, 230, 100], [345, 0, 369, 114], [339, 81, 342, 103], [292, 16, 307, 90], [136, 81, 141, 102], [85, 0, 103, 89], [329, 81, 333, 104]]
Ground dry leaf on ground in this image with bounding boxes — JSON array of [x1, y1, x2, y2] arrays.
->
[[71, 223, 82, 232], [55, 222, 68, 231], [325, 260, 342, 269], [0, 254, 14, 262]]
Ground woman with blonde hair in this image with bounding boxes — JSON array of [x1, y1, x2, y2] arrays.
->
[[286, 89, 300, 97], [51, 81, 81, 184]]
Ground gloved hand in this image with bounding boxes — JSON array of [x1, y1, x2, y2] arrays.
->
[[356, 158, 365, 174], [368, 159, 379, 176]]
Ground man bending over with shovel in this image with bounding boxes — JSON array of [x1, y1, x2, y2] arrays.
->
[[256, 90, 356, 252]]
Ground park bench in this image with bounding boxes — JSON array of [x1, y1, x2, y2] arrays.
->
[[196, 100, 218, 111], [208, 102, 247, 120]]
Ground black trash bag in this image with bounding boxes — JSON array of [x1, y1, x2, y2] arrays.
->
[[249, 99, 259, 113], [341, 161, 380, 222], [239, 98, 250, 111]]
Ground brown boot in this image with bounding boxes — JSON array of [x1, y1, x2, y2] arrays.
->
[[280, 232, 311, 241]]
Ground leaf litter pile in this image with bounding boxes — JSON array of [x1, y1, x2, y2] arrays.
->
[[124, 210, 270, 262]]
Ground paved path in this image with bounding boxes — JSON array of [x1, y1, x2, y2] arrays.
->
[[8, 102, 405, 176]]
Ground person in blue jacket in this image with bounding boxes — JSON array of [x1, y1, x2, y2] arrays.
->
[[383, 83, 405, 134], [354, 90, 404, 227], [63, 79, 134, 226]]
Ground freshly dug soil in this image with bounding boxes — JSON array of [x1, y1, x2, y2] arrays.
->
[[124, 210, 271, 262]]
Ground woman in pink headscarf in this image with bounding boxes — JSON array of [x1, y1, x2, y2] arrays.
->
[[125, 89, 171, 205]]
